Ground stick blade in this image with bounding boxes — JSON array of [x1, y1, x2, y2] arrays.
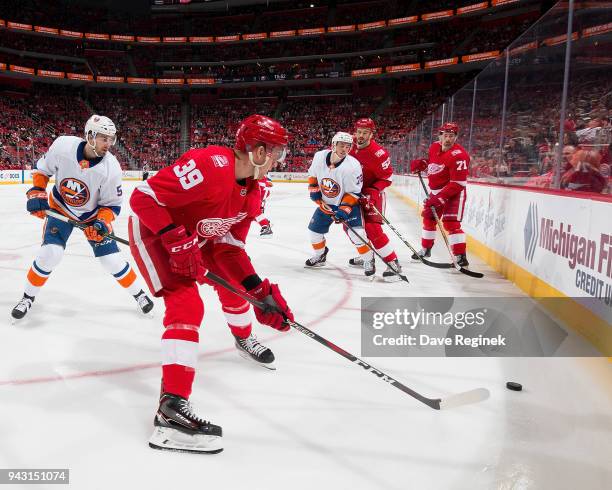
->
[[439, 388, 490, 410], [459, 267, 485, 278]]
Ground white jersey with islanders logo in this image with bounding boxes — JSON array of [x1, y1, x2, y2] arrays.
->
[[307, 149, 363, 206], [33, 135, 123, 221]]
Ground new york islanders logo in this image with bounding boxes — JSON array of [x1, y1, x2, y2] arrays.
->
[[59, 178, 90, 207], [320, 178, 341, 198], [196, 212, 247, 239]]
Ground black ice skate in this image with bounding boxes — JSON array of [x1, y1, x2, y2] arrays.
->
[[11, 294, 35, 322], [382, 259, 404, 282], [455, 254, 469, 268], [260, 224, 273, 238], [411, 247, 431, 260], [305, 247, 328, 267], [149, 393, 223, 454], [348, 256, 364, 268], [235, 333, 275, 370], [134, 290, 154, 314]]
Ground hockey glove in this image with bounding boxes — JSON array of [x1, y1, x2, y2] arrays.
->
[[161, 225, 206, 282], [248, 279, 293, 332], [308, 177, 322, 202], [334, 204, 352, 222], [84, 208, 114, 242], [410, 159, 428, 174], [421, 194, 446, 220], [26, 186, 50, 219], [359, 187, 381, 210]]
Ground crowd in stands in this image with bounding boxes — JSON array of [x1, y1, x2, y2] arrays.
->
[[88, 92, 181, 169], [0, 0, 543, 83]]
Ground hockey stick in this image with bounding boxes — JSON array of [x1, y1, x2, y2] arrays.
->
[[341, 219, 409, 283], [44, 209, 130, 246], [198, 268, 488, 411], [370, 204, 453, 269], [416, 174, 484, 279], [55, 215, 488, 410]]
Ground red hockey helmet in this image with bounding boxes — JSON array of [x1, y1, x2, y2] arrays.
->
[[235, 114, 288, 153], [438, 122, 459, 134], [354, 117, 376, 132]]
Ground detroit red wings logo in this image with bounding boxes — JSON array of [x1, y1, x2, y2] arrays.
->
[[196, 212, 247, 238], [427, 163, 445, 175], [320, 177, 340, 198]]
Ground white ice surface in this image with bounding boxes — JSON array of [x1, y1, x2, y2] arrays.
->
[[0, 182, 610, 490]]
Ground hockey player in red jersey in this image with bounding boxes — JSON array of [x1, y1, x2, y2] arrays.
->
[[128, 114, 294, 454], [254, 176, 274, 237], [349, 117, 403, 282], [410, 122, 470, 267]]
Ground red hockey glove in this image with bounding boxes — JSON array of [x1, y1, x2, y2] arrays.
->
[[359, 187, 381, 210], [84, 208, 114, 242], [410, 159, 428, 174], [248, 279, 294, 332], [161, 225, 206, 282], [421, 194, 446, 220], [26, 187, 50, 219]]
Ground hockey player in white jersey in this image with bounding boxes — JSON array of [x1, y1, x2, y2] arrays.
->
[[11, 115, 153, 321], [306, 131, 375, 276]]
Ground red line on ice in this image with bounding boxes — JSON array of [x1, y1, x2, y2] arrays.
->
[[0, 263, 353, 387]]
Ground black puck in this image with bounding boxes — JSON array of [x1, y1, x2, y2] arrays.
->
[[506, 382, 522, 391]]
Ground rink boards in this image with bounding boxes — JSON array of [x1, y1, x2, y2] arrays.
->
[[393, 174, 612, 356]]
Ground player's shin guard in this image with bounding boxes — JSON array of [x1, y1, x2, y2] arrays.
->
[[222, 300, 253, 339], [421, 219, 437, 250], [365, 223, 397, 263], [443, 220, 466, 256], [161, 325, 199, 399], [309, 231, 326, 257], [98, 254, 142, 296], [23, 244, 64, 297]]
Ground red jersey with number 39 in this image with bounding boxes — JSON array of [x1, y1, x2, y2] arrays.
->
[[130, 146, 260, 241], [426, 141, 470, 191]]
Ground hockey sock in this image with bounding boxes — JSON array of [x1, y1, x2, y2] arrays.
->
[[161, 325, 199, 399], [24, 244, 64, 297], [309, 231, 326, 256], [255, 214, 270, 228], [444, 221, 466, 255], [422, 218, 437, 250], [370, 234, 397, 263], [223, 302, 252, 339], [98, 254, 142, 296]]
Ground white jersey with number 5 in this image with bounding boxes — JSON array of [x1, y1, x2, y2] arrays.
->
[[308, 149, 363, 206], [34, 135, 123, 221]]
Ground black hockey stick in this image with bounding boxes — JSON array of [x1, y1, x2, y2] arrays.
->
[[198, 268, 488, 411], [341, 219, 409, 283], [62, 216, 488, 409], [44, 209, 130, 246], [416, 173, 484, 279], [370, 204, 453, 269]]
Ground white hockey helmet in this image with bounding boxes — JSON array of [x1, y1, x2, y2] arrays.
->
[[84, 115, 117, 146], [332, 131, 353, 147]]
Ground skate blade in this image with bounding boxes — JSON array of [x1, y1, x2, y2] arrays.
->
[[382, 274, 404, 283], [364, 274, 376, 282], [149, 426, 223, 454], [260, 234, 273, 239], [237, 349, 276, 370], [348, 263, 364, 269], [304, 264, 326, 269], [139, 308, 155, 318]]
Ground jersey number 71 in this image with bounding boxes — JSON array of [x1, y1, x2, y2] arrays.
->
[[174, 159, 204, 190]]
